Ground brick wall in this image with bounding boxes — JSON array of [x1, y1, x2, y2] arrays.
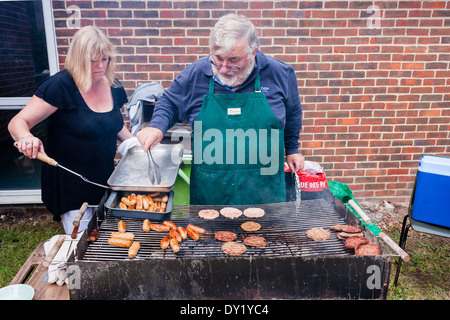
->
[[51, 0, 450, 202]]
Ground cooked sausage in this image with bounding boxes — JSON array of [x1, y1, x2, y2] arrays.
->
[[187, 224, 205, 234], [118, 220, 126, 233], [142, 219, 151, 232], [108, 237, 132, 248], [121, 197, 133, 207], [136, 194, 143, 211], [150, 224, 170, 232], [128, 241, 140, 259], [88, 228, 99, 242], [128, 193, 137, 206], [170, 229, 182, 242], [162, 194, 169, 202], [170, 238, 180, 253], [186, 226, 199, 241], [143, 196, 150, 210], [177, 226, 187, 240], [110, 232, 135, 241], [160, 235, 171, 250], [119, 202, 127, 209], [163, 221, 177, 230]]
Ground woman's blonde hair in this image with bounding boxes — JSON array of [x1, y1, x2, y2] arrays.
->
[[65, 26, 116, 92]]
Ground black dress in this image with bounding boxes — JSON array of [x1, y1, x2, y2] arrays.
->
[[34, 70, 127, 221]]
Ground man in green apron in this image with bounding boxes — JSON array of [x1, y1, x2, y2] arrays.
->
[[138, 14, 304, 205]]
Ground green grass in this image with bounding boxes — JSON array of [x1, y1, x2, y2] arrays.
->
[[0, 217, 63, 288]]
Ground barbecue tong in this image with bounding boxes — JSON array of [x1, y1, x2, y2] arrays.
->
[[147, 147, 161, 185]]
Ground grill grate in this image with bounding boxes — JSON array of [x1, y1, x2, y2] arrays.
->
[[80, 199, 355, 261]]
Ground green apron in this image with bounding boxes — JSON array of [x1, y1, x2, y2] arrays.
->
[[190, 73, 286, 205]]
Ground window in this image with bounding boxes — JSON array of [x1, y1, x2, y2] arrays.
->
[[0, 0, 58, 204]]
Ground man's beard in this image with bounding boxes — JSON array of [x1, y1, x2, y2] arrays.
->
[[213, 57, 255, 88]]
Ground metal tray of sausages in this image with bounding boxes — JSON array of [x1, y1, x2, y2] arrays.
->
[[108, 143, 183, 192], [105, 190, 174, 220]]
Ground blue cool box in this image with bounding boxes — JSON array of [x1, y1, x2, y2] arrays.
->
[[412, 155, 450, 228]]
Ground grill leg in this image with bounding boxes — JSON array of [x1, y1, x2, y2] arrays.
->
[[393, 215, 411, 287]]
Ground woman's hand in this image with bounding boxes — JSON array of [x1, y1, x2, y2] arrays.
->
[[16, 135, 46, 159]]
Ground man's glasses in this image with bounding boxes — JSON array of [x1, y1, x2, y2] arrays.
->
[[209, 58, 242, 71]]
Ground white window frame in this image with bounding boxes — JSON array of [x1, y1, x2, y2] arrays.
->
[[0, 0, 59, 204]]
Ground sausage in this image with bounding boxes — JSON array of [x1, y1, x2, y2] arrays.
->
[[170, 229, 182, 242], [150, 224, 170, 232], [148, 203, 157, 212], [177, 226, 187, 240], [118, 220, 126, 233], [121, 197, 133, 207], [108, 237, 132, 248], [145, 195, 154, 204], [119, 202, 127, 209], [142, 196, 150, 210], [163, 221, 177, 230], [187, 224, 205, 234], [160, 235, 171, 250], [110, 232, 135, 241], [128, 241, 140, 259], [170, 238, 180, 253], [186, 226, 199, 241], [142, 219, 151, 232], [88, 227, 99, 242], [136, 194, 143, 211], [128, 193, 137, 206]]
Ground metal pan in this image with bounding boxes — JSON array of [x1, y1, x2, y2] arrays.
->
[[105, 190, 174, 220], [108, 143, 183, 192]]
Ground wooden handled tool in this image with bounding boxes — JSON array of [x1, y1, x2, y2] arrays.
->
[[42, 235, 66, 268], [348, 199, 410, 262], [71, 202, 89, 239], [348, 199, 372, 225], [13, 142, 108, 189]]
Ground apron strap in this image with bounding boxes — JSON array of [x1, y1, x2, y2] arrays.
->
[[209, 77, 215, 94], [254, 73, 261, 92]]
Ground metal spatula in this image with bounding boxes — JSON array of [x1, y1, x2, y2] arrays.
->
[[147, 148, 161, 185]]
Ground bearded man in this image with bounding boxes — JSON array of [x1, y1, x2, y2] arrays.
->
[[137, 13, 304, 205]]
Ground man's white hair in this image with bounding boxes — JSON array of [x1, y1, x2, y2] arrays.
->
[[209, 13, 259, 57]]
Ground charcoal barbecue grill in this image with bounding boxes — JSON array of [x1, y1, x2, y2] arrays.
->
[[67, 189, 393, 300]]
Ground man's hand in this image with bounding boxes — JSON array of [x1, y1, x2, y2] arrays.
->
[[286, 153, 305, 173], [136, 127, 164, 152]]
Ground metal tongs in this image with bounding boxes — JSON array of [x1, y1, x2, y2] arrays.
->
[[147, 148, 161, 185]]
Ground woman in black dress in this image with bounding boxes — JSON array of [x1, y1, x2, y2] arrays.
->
[[8, 26, 134, 234]]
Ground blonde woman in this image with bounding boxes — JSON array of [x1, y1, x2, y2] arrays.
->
[[8, 26, 133, 234]]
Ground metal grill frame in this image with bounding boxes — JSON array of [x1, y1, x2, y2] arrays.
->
[[67, 190, 393, 300]]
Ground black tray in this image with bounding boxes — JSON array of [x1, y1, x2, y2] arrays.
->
[[105, 190, 173, 220]]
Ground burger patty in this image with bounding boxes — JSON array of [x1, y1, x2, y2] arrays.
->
[[241, 221, 261, 232], [220, 207, 243, 219], [198, 209, 220, 220], [344, 236, 369, 249], [221, 242, 247, 256], [330, 224, 361, 233], [214, 231, 237, 242], [243, 207, 265, 218], [243, 236, 267, 247], [306, 227, 330, 241], [355, 242, 382, 256]]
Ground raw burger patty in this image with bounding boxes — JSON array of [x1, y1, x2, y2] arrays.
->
[[221, 242, 247, 256], [214, 231, 237, 242], [220, 207, 242, 219], [344, 236, 369, 249], [243, 236, 266, 247], [198, 209, 220, 220], [243, 207, 265, 218], [306, 227, 330, 241], [241, 221, 261, 232], [355, 242, 382, 256], [330, 224, 361, 233]]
